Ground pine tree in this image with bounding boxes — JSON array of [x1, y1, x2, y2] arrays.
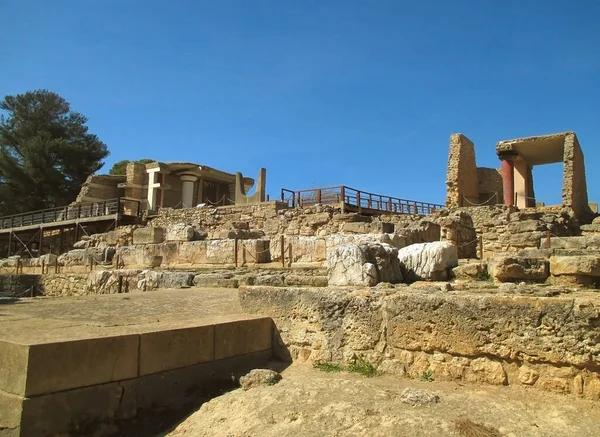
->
[[0, 90, 109, 215]]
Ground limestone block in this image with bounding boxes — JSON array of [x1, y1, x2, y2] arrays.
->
[[138, 270, 194, 290], [139, 325, 214, 375], [214, 318, 272, 360], [133, 227, 165, 244], [117, 243, 179, 268], [165, 223, 195, 242], [193, 273, 239, 288], [397, 242, 458, 282], [452, 262, 487, 280], [488, 256, 549, 283], [507, 220, 545, 233], [550, 256, 600, 277], [206, 240, 235, 265], [25, 335, 139, 396], [327, 241, 401, 286], [179, 241, 208, 265]]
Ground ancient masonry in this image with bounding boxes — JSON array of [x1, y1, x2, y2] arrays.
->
[[1, 131, 599, 436]]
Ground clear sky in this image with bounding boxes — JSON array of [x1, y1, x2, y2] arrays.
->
[[2, 0, 599, 206]]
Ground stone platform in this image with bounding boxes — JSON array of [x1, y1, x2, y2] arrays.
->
[[0, 289, 273, 437]]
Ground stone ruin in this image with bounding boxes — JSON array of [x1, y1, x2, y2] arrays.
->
[[2, 132, 600, 435]]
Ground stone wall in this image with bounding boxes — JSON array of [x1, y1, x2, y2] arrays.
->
[[240, 285, 600, 399], [0, 274, 40, 296], [445, 134, 479, 208], [563, 133, 592, 219], [75, 174, 125, 203], [476, 167, 503, 205], [449, 206, 579, 260]]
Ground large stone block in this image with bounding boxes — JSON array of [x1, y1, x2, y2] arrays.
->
[[139, 326, 214, 375], [550, 256, 600, 277], [165, 223, 195, 242], [132, 227, 165, 244], [24, 335, 139, 397], [214, 318, 272, 361], [0, 341, 29, 398], [397, 241, 458, 282], [178, 241, 208, 265], [489, 256, 549, 283]]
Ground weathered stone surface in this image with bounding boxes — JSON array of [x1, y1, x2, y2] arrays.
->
[[137, 270, 194, 291], [239, 369, 281, 390], [327, 242, 401, 286], [488, 256, 549, 283], [452, 262, 487, 280], [550, 256, 600, 277], [239, 285, 600, 398], [399, 388, 440, 407], [133, 227, 165, 244], [165, 223, 195, 241], [254, 274, 285, 287], [397, 242, 458, 282], [327, 244, 376, 287], [193, 273, 239, 288]]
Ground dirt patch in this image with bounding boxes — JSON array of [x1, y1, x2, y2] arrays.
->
[[166, 363, 600, 437]]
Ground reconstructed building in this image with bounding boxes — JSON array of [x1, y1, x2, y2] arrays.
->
[[76, 161, 259, 213], [445, 131, 593, 219]]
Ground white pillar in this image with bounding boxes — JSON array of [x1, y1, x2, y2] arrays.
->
[[147, 170, 158, 210], [180, 174, 198, 208]]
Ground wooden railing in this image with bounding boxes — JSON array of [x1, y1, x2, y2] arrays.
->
[[0, 198, 141, 230], [280, 186, 443, 215]]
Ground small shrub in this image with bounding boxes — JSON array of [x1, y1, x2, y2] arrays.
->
[[265, 377, 280, 386], [347, 359, 378, 377], [313, 362, 344, 373], [420, 370, 435, 382]]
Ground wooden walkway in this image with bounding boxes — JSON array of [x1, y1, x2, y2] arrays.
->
[[280, 186, 443, 215]]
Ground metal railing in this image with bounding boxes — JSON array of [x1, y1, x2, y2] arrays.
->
[[0, 198, 141, 230], [280, 186, 443, 215]]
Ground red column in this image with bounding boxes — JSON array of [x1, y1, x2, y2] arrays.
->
[[501, 158, 515, 205]]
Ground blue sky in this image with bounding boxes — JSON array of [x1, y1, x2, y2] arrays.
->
[[1, 0, 599, 205]]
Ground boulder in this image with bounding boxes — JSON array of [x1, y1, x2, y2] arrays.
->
[[165, 223, 195, 242], [239, 369, 281, 390], [327, 242, 402, 286], [397, 242, 458, 282], [488, 256, 549, 283]]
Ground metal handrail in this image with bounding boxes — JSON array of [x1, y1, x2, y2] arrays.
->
[[280, 185, 443, 215]]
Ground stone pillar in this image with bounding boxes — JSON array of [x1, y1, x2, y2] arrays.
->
[[180, 174, 198, 208], [500, 156, 516, 206], [147, 170, 157, 211]]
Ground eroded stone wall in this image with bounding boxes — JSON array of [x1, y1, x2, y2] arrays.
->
[[75, 175, 125, 203], [240, 285, 600, 399], [476, 167, 503, 205], [445, 134, 479, 208], [563, 133, 592, 219]]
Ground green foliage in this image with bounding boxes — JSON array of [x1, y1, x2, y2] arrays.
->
[[313, 362, 344, 373], [420, 370, 435, 382], [109, 158, 154, 175], [0, 90, 109, 214], [347, 359, 378, 377]]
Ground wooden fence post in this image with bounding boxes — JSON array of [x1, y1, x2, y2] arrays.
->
[[118, 275, 123, 294], [41, 259, 45, 275], [280, 235, 285, 269], [478, 235, 483, 260], [55, 257, 59, 274], [546, 230, 551, 249]]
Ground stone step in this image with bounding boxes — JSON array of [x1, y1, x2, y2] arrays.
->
[[545, 235, 600, 250], [520, 248, 600, 258], [192, 268, 329, 288]]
